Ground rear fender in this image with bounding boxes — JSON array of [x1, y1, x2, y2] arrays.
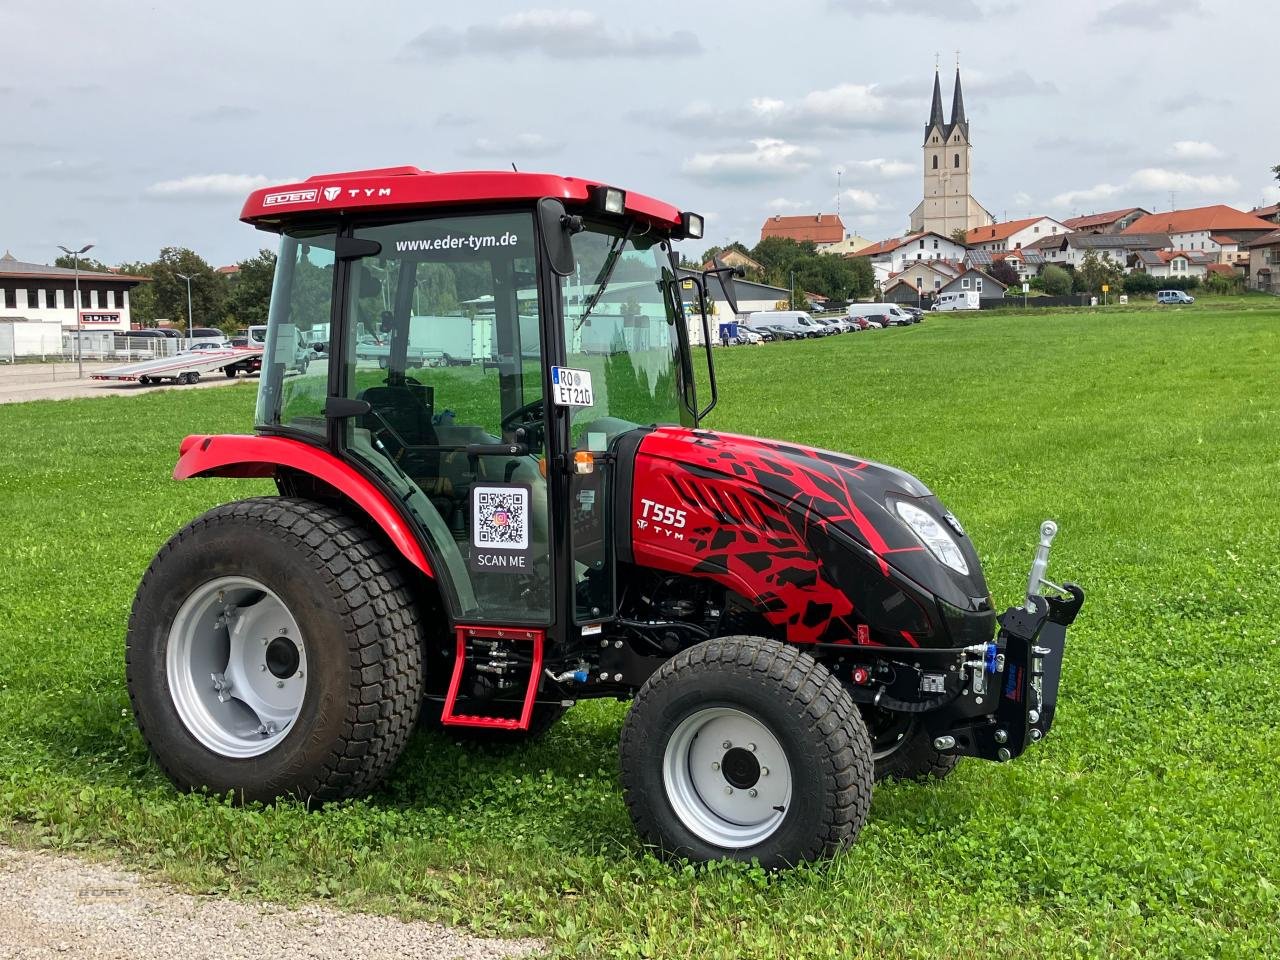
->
[[174, 434, 433, 577]]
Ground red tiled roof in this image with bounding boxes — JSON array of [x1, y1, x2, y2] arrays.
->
[[1250, 203, 1280, 219], [1205, 263, 1239, 276], [965, 217, 1047, 244], [760, 213, 845, 244], [1209, 235, 1238, 246], [1122, 205, 1275, 236], [1061, 208, 1145, 230], [1248, 228, 1280, 248], [215, 265, 240, 275]]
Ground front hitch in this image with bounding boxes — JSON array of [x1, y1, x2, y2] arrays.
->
[[930, 520, 1085, 762]]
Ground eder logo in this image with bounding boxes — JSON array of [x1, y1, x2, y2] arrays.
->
[[262, 188, 318, 207]]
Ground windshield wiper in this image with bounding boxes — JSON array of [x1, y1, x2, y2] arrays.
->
[[575, 221, 635, 331]]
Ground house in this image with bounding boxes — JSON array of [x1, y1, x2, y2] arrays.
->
[[0, 251, 149, 332], [965, 216, 1070, 253], [759, 213, 845, 245], [1132, 249, 1214, 280], [1249, 203, 1280, 225], [854, 231, 968, 285], [1248, 229, 1280, 292], [966, 248, 1044, 282], [1061, 207, 1150, 234], [941, 267, 1006, 300], [815, 234, 874, 256], [1026, 232, 1169, 272], [1122, 206, 1275, 257], [880, 260, 964, 302], [701, 248, 764, 274]]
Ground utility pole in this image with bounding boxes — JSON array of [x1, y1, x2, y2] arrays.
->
[[58, 242, 94, 379], [176, 272, 195, 340]]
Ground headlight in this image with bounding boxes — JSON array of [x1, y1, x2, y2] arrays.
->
[[894, 501, 969, 575]]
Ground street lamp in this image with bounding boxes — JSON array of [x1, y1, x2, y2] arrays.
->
[[58, 242, 94, 380], [175, 273, 195, 340]]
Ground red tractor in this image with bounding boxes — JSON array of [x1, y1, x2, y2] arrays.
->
[[126, 167, 1083, 867]]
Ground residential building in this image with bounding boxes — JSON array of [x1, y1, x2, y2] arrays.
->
[[815, 234, 874, 256], [965, 248, 1044, 282], [701, 248, 764, 274], [1248, 229, 1280, 292], [966, 216, 1070, 253], [1249, 203, 1280, 225], [908, 68, 995, 236], [0, 251, 148, 332], [760, 213, 844, 245], [856, 231, 968, 285], [881, 260, 963, 302], [943, 267, 1006, 300], [1132, 249, 1214, 280], [1061, 207, 1150, 234], [1122, 206, 1275, 254], [1026, 232, 1169, 271]]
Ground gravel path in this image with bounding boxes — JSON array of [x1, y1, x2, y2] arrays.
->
[[0, 845, 543, 960]]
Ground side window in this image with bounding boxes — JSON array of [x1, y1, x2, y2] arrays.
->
[[255, 229, 335, 436]]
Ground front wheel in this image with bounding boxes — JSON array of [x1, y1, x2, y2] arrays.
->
[[862, 708, 958, 783], [126, 497, 424, 803], [620, 636, 873, 867]]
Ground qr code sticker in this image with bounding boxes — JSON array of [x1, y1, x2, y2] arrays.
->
[[472, 485, 529, 551]]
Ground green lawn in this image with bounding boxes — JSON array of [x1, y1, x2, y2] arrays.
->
[[1, 301, 1278, 958]]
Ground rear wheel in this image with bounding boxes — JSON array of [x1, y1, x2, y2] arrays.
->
[[620, 636, 873, 867], [126, 497, 423, 803], [862, 708, 958, 783], [224, 365, 238, 379]]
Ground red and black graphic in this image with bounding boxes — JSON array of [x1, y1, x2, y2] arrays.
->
[[630, 427, 987, 646]]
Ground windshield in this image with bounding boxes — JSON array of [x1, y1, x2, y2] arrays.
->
[[561, 224, 690, 444]]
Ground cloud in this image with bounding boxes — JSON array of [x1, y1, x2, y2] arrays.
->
[[1158, 92, 1231, 113], [766, 197, 810, 211], [655, 83, 912, 139], [829, 0, 983, 20], [1048, 166, 1239, 210], [843, 157, 914, 180], [193, 105, 258, 122], [682, 139, 820, 184], [836, 188, 888, 212], [22, 159, 105, 180], [144, 174, 284, 200], [1088, 0, 1201, 31], [460, 133, 563, 158], [405, 10, 700, 61], [1168, 140, 1224, 162], [436, 112, 477, 128]]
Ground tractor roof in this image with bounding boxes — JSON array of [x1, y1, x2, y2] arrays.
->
[[240, 166, 683, 231]]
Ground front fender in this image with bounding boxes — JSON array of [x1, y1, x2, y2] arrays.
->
[[174, 434, 433, 577]]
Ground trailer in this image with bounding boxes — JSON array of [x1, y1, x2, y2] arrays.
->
[[91, 347, 265, 386]]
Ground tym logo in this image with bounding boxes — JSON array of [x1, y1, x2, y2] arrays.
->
[[346, 187, 393, 199], [322, 186, 342, 201], [262, 189, 318, 207]]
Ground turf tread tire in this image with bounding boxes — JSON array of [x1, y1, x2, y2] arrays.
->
[[126, 496, 423, 803], [619, 635, 874, 867], [873, 721, 959, 784]]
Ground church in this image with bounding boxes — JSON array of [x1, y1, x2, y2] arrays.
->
[[909, 67, 995, 237]]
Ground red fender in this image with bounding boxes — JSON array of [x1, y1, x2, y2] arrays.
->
[[174, 434, 433, 577]]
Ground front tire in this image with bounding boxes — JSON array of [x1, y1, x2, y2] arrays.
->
[[619, 636, 873, 867], [863, 709, 958, 783], [126, 497, 424, 803]]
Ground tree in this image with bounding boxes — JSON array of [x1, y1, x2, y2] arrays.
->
[[1076, 250, 1125, 295], [1273, 163, 1280, 184], [53, 253, 112, 274], [989, 260, 1020, 288], [225, 249, 276, 333], [1040, 264, 1072, 296], [950, 228, 969, 247]]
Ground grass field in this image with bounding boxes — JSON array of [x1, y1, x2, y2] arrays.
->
[[1, 302, 1278, 958]]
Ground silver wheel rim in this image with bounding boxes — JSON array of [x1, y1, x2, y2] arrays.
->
[[662, 706, 793, 849], [166, 576, 308, 758]]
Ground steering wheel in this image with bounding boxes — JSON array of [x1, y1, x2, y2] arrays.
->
[[501, 398, 545, 449]]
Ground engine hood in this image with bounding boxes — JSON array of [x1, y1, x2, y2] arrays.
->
[[632, 427, 991, 618]]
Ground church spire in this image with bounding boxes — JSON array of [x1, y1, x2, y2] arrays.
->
[[925, 68, 945, 143], [950, 66, 966, 126]]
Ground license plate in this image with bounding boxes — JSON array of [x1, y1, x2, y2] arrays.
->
[[550, 366, 594, 407]]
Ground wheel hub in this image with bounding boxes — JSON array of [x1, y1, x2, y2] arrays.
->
[[720, 746, 761, 790], [166, 576, 308, 758]]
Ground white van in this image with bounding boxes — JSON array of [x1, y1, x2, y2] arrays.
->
[[848, 302, 913, 327], [746, 310, 829, 339], [931, 291, 980, 312]]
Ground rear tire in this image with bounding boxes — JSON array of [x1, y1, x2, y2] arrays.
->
[[126, 497, 424, 803], [224, 366, 238, 379], [620, 636, 873, 867]]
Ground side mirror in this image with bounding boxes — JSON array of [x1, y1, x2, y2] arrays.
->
[[704, 256, 744, 316], [537, 197, 578, 277]]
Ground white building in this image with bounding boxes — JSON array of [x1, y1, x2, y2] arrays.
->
[[856, 231, 968, 285], [0, 251, 148, 333], [965, 216, 1070, 253]]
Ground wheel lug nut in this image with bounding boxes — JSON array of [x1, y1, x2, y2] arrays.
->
[[748, 789, 758, 798], [724, 786, 733, 795], [259, 665, 267, 672], [722, 741, 732, 749], [748, 743, 756, 751], [275, 680, 284, 688], [711, 761, 720, 771], [761, 767, 769, 776]]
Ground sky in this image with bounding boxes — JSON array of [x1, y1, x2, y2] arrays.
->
[[2, 0, 1278, 268]]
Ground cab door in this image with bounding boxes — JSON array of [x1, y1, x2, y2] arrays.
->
[[335, 211, 554, 626]]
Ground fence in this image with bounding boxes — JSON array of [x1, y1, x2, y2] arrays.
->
[[61, 332, 185, 362]]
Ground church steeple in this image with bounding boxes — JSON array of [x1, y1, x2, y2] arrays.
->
[[925, 68, 945, 143], [950, 67, 966, 127]]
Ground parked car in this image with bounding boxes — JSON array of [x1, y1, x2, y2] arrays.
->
[[883, 308, 915, 328], [899, 306, 925, 323], [1156, 290, 1195, 305], [735, 326, 766, 345], [846, 316, 882, 331], [814, 317, 849, 334], [115, 329, 167, 339], [747, 310, 828, 339], [155, 327, 183, 338], [755, 324, 800, 341], [189, 327, 225, 339], [189, 339, 231, 351]]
